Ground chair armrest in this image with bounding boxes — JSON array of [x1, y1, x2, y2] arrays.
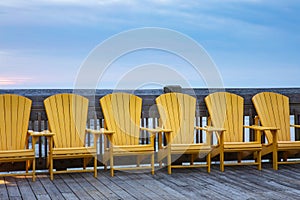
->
[[245, 125, 279, 143], [140, 127, 172, 134], [195, 126, 225, 145], [28, 130, 55, 147], [244, 125, 279, 132], [86, 128, 114, 135], [290, 124, 300, 129], [195, 126, 226, 133], [141, 127, 172, 147], [28, 130, 55, 137]]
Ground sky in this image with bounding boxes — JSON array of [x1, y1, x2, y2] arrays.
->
[[0, 0, 300, 89]]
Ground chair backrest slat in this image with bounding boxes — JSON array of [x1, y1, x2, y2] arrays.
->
[[0, 94, 31, 150], [156, 93, 196, 144], [44, 94, 88, 148], [100, 93, 141, 145], [205, 92, 244, 142], [252, 92, 290, 142]]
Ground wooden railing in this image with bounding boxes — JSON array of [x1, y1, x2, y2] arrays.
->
[[1, 88, 300, 171]]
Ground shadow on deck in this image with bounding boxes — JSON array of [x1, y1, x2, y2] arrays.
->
[[1, 164, 300, 200]]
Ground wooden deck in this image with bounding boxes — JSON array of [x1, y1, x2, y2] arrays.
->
[[1, 164, 300, 200]]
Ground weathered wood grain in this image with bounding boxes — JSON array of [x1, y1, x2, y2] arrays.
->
[[0, 165, 299, 199]]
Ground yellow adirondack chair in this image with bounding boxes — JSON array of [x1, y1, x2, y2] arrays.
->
[[205, 92, 264, 171], [252, 92, 300, 170], [44, 93, 98, 180], [156, 93, 213, 174], [100, 93, 157, 177], [0, 94, 37, 181]]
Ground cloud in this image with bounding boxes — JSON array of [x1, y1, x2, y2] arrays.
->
[[0, 0, 136, 8], [0, 0, 288, 31], [0, 77, 31, 86]]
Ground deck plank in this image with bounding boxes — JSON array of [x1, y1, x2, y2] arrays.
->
[[59, 174, 94, 200], [61, 192, 80, 200], [5, 177, 21, 198], [117, 172, 162, 200], [53, 177, 73, 194], [152, 168, 204, 199], [0, 164, 300, 199], [15, 176, 36, 200], [27, 176, 48, 196], [70, 173, 107, 200], [136, 172, 185, 200], [39, 175, 65, 200], [96, 171, 135, 200], [102, 170, 148, 199], [0, 177, 9, 200], [36, 194, 51, 200]]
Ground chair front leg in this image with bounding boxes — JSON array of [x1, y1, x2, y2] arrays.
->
[[272, 130, 278, 170], [207, 153, 211, 173], [151, 152, 155, 175], [190, 154, 195, 165], [48, 136, 54, 180], [257, 150, 262, 170], [237, 152, 242, 163], [32, 158, 36, 182], [219, 130, 225, 172], [220, 150, 224, 172], [167, 145, 172, 175], [50, 157, 54, 180], [83, 158, 87, 170], [94, 154, 98, 178], [110, 155, 114, 177]]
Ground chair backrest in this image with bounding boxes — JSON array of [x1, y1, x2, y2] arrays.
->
[[100, 93, 142, 146], [205, 92, 244, 142], [156, 93, 196, 144], [252, 92, 290, 143], [44, 93, 88, 148], [0, 94, 32, 151]]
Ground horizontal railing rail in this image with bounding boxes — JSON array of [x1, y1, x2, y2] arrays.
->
[[1, 88, 300, 171]]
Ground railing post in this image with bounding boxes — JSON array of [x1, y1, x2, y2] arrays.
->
[[249, 108, 254, 141], [37, 112, 42, 160]]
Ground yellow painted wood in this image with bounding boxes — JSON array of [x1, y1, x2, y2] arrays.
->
[[44, 93, 97, 180], [156, 93, 211, 174], [0, 94, 35, 181], [100, 93, 155, 176], [252, 92, 300, 169], [205, 92, 262, 171]]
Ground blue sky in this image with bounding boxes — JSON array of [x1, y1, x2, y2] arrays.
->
[[0, 0, 300, 89]]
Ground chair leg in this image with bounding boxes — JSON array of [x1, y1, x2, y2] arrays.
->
[[94, 155, 97, 178], [273, 149, 278, 170], [83, 158, 87, 170], [26, 160, 29, 173], [257, 150, 262, 170], [32, 158, 36, 182], [151, 153, 155, 175], [190, 154, 194, 166], [167, 151, 171, 175], [110, 154, 114, 177], [207, 153, 211, 173], [283, 152, 288, 162], [220, 151, 224, 172], [50, 157, 54, 181], [237, 152, 242, 163]]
